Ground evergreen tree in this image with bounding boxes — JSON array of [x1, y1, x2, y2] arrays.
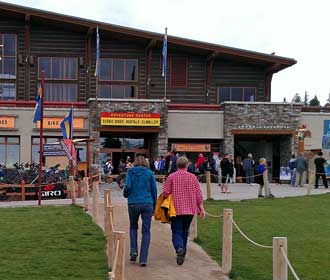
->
[[309, 95, 320, 106], [292, 93, 302, 103], [327, 93, 330, 104]]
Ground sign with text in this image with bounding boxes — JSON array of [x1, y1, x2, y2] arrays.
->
[[100, 112, 160, 127], [324, 120, 330, 136], [43, 143, 67, 157], [0, 116, 15, 129], [172, 143, 211, 152], [37, 117, 84, 129]]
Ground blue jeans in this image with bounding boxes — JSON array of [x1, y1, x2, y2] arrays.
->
[[245, 169, 254, 184], [170, 215, 194, 254], [128, 203, 153, 263]]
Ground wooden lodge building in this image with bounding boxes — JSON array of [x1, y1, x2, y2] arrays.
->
[[0, 2, 328, 180]]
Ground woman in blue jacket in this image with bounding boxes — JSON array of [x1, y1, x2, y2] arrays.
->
[[123, 156, 157, 266]]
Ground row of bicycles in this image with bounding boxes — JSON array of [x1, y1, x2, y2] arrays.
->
[[0, 162, 69, 201]]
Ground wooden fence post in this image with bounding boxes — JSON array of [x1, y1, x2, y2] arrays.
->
[[106, 206, 115, 269], [77, 178, 82, 198], [83, 177, 89, 212], [110, 231, 125, 280], [263, 170, 270, 197], [92, 180, 99, 221], [104, 189, 112, 232], [21, 180, 26, 201], [222, 208, 233, 275], [189, 214, 198, 241], [273, 237, 288, 280], [206, 171, 212, 199], [69, 176, 76, 205]]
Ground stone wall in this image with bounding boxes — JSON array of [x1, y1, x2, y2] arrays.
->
[[223, 102, 302, 163], [88, 99, 168, 165]]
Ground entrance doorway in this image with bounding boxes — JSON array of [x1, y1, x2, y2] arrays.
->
[[234, 134, 292, 182], [112, 152, 135, 174]]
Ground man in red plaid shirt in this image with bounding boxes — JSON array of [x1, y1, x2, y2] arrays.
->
[[163, 156, 205, 265]]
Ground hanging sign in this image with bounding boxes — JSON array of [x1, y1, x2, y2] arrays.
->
[[100, 112, 160, 127]]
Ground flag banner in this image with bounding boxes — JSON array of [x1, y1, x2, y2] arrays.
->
[[60, 109, 73, 139], [33, 84, 42, 123], [94, 26, 100, 77], [162, 28, 167, 77], [60, 139, 77, 167]]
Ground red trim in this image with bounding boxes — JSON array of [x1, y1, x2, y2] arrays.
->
[[168, 103, 222, 111], [0, 100, 88, 108]]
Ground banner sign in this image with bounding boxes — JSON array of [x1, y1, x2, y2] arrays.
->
[[37, 117, 84, 129], [0, 116, 15, 129], [172, 143, 211, 152], [60, 139, 77, 167], [100, 112, 160, 127], [43, 143, 67, 157]]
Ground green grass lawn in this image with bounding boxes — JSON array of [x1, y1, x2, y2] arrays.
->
[[197, 194, 330, 280], [0, 205, 107, 280]]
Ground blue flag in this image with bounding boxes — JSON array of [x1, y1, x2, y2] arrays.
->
[[162, 28, 167, 77], [33, 84, 42, 123], [94, 26, 100, 77], [60, 109, 73, 139]]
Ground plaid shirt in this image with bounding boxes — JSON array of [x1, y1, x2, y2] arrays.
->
[[163, 169, 203, 215]]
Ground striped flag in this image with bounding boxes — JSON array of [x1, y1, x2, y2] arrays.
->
[[162, 28, 167, 77], [33, 84, 42, 123], [94, 26, 100, 77], [60, 109, 73, 139]]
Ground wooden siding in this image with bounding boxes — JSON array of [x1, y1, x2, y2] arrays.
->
[[0, 10, 269, 104]]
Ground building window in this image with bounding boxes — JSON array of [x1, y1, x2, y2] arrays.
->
[[218, 87, 256, 103], [38, 57, 78, 102], [0, 34, 17, 100], [170, 57, 188, 88], [99, 58, 138, 99], [0, 136, 19, 166]]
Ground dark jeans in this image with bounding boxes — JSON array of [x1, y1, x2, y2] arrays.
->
[[170, 215, 194, 254], [128, 203, 153, 263], [245, 169, 254, 184], [315, 174, 328, 188]]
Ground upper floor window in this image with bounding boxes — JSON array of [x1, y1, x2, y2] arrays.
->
[[218, 87, 256, 103], [0, 34, 17, 100], [0, 136, 19, 166], [99, 59, 138, 81], [38, 57, 78, 102], [38, 57, 77, 80], [170, 57, 188, 88]]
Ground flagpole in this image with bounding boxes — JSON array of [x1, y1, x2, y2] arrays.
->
[[38, 71, 45, 206], [164, 27, 167, 100]]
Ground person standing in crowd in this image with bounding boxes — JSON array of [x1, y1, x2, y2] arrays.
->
[[104, 159, 113, 175], [123, 156, 157, 267], [242, 153, 255, 185], [234, 156, 243, 183], [220, 153, 233, 193], [295, 153, 308, 187], [195, 153, 206, 175], [256, 158, 274, 198], [165, 151, 171, 175], [159, 156, 165, 175], [187, 159, 195, 174], [216, 155, 222, 186], [289, 154, 296, 187], [163, 156, 205, 265], [314, 151, 328, 189], [118, 159, 126, 174], [168, 151, 178, 174], [153, 157, 160, 174]]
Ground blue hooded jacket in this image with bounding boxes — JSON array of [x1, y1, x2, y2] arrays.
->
[[123, 166, 157, 208]]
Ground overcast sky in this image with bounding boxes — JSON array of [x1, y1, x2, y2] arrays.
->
[[5, 0, 330, 104]]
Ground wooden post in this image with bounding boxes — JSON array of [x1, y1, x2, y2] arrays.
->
[[77, 178, 82, 198], [92, 180, 99, 221], [222, 208, 233, 275], [273, 237, 288, 280], [83, 177, 89, 212], [107, 206, 115, 269], [104, 189, 112, 233], [112, 231, 126, 280], [189, 214, 198, 241], [206, 171, 212, 199], [69, 176, 76, 205], [21, 180, 26, 201], [263, 170, 270, 197]]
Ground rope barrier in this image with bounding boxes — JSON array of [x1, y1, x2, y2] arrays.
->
[[230, 215, 273, 249], [205, 211, 223, 218], [280, 246, 301, 280]]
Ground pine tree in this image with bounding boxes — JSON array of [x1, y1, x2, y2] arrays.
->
[[309, 95, 320, 106], [292, 93, 302, 103]]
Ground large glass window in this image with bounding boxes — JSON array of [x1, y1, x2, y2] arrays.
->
[[218, 87, 256, 103], [38, 57, 78, 102], [99, 85, 135, 99], [0, 136, 19, 166], [0, 34, 17, 100], [100, 136, 147, 149], [100, 59, 137, 81]]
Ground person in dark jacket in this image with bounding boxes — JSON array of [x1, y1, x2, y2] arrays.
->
[[220, 153, 234, 193], [314, 151, 328, 189], [123, 156, 157, 266], [295, 153, 307, 187], [256, 158, 274, 198]]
